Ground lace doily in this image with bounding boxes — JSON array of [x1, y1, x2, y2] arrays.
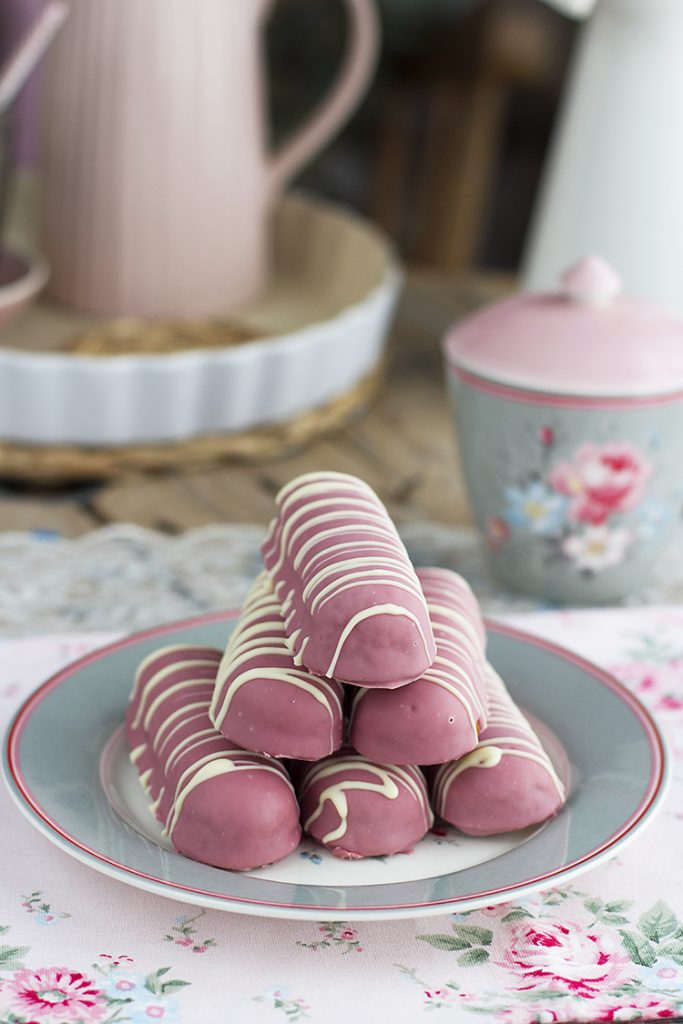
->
[[2, 521, 683, 636]]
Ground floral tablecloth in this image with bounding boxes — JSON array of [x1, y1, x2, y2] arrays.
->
[[2, 606, 683, 1024]]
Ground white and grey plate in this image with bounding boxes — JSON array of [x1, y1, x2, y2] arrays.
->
[[2, 612, 668, 921]]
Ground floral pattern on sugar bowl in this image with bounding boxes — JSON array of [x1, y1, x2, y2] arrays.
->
[[450, 377, 683, 602], [444, 256, 683, 602], [488, 434, 662, 577]]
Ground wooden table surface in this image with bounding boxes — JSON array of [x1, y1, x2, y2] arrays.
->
[[0, 271, 512, 537]]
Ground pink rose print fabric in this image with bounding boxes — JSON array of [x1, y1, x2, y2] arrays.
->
[[1, 611, 683, 1023], [549, 443, 651, 526], [497, 920, 627, 997]]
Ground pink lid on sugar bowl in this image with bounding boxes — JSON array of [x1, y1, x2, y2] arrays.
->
[[443, 256, 683, 397]]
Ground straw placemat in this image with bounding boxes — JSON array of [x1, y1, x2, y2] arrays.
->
[[65, 316, 257, 355]]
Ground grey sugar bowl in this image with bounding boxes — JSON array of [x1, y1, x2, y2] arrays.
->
[[442, 257, 683, 603]]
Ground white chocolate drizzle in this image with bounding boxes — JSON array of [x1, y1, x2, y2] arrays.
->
[[325, 603, 431, 678], [131, 656, 220, 729], [210, 573, 343, 750], [300, 754, 433, 845], [127, 643, 294, 841], [261, 471, 435, 679], [433, 666, 566, 816], [350, 567, 488, 740]]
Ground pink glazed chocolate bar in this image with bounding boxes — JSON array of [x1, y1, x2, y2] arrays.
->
[[126, 644, 301, 870], [261, 471, 436, 687], [431, 666, 566, 835], [349, 567, 488, 764], [210, 572, 344, 760], [298, 751, 433, 859]]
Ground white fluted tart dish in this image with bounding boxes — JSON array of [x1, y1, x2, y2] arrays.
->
[[0, 193, 400, 451]]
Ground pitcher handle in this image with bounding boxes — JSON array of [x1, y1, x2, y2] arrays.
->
[[267, 0, 379, 195]]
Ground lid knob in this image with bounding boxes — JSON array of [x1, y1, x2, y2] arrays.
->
[[560, 255, 623, 308]]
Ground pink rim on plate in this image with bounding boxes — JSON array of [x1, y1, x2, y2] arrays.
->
[[3, 611, 668, 919]]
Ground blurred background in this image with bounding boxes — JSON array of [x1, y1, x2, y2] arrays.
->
[[269, 0, 575, 273], [0, 0, 582, 532], [0, 0, 576, 276]]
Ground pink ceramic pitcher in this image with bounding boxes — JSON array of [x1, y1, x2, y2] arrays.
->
[[40, 0, 379, 316]]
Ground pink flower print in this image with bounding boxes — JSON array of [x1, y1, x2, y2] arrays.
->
[[423, 987, 460, 1008], [103, 970, 185, 1024], [498, 921, 627, 997], [538, 426, 555, 446], [8, 967, 107, 1021], [594, 994, 679, 1020], [610, 660, 683, 717], [659, 695, 683, 711], [549, 443, 651, 525], [476, 904, 511, 919], [633, 954, 683, 993], [115, 979, 136, 992]]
